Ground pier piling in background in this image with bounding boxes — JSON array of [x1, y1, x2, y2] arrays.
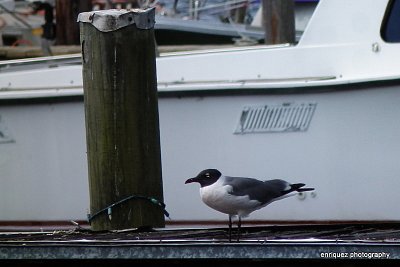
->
[[262, 0, 295, 44], [56, 0, 92, 45], [78, 8, 165, 231]]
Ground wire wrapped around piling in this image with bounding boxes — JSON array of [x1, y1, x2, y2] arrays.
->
[[87, 195, 170, 224]]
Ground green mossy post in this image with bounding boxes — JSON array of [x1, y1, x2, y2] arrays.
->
[[262, 0, 295, 44], [78, 8, 165, 231]]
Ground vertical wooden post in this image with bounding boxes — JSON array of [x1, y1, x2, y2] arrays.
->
[[262, 0, 295, 44], [78, 8, 165, 231], [56, 0, 92, 45]]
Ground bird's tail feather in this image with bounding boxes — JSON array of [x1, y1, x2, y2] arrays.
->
[[286, 183, 314, 193], [297, 187, 315, 192]]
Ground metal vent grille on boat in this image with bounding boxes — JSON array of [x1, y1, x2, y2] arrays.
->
[[234, 102, 316, 134]]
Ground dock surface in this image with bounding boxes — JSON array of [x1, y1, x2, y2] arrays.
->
[[1, 223, 399, 264]]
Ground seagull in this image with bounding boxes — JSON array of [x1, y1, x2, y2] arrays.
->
[[185, 169, 314, 242]]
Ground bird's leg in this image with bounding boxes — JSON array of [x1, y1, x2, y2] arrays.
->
[[228, 215, 232, 242], [237, 216, 242, 242]]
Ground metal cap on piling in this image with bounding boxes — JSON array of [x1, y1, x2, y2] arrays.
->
[[77, 8, 155, 32]]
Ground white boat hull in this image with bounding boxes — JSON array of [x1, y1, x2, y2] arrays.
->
[[1, 0, 399, 225], [1, 83, 399, 223]]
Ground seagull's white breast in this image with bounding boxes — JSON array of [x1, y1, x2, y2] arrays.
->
[[199, 176, 262, 217]]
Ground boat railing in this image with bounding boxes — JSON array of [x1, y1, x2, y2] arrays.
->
[[0, 54, 82, 73]]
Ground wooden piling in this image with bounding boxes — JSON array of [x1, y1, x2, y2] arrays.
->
[[56, 0, 92, 45], [262, 0, 295, 44], [78, 8, 165, 230]]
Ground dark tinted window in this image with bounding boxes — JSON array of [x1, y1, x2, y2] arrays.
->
[[381, 0, 400, 42]]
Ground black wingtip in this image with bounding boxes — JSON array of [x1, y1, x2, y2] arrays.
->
[[297, 187, 315, 192], [289, 183, 314, 193], [290, 183, 305, 190]]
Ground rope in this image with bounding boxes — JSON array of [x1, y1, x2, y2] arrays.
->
[[87, 195, 170, 224]]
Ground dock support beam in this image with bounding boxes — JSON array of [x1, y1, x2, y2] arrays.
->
[[262, 0, 295, 44], [78, 8, 165, 231]]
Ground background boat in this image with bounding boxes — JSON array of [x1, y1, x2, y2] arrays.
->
[[0, 0, 317, 49], [0, 0, 399, 227]]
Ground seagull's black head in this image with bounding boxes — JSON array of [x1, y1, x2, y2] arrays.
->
[[185, 169, 222, 187]]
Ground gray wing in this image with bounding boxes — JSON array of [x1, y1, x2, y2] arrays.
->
[[224, 176, 290, 204]]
